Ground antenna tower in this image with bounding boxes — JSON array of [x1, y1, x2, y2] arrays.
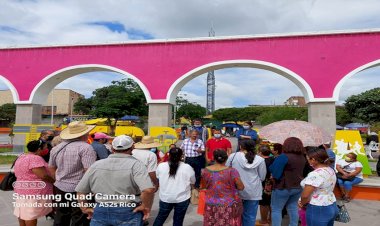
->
[[206, 27, 216, 114]]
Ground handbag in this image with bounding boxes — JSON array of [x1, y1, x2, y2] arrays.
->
[[197, 189, 206, 215], [335, 202, 351, 223], [263, 178, 274, 195], [336, 162, 355, 181], [0, 156, 19, 191], [190, 188, 199, 205], [336, 172, 355, 181]]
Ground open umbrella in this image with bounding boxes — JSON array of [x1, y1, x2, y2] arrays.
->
[[259, 120, 332, 147], [218, 123, 243, 129]]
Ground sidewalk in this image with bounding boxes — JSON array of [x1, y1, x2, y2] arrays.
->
[[1, 189, 380, 226]]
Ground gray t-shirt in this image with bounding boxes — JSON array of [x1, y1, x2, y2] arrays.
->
[[75, 153, 154, 203]]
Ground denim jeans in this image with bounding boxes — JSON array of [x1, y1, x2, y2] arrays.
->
[[306, 203, 338, 226], [90, 206, 143, 226], [153, 199, 190, 226], [242, 200, 259, 226], [185, 156, 203, 188], [337, 177, 363, 191], [271, 188, 302, 226]]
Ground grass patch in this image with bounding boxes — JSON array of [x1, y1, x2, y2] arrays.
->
[[0, 155, 17, 165], [0, 147, 12, 153]]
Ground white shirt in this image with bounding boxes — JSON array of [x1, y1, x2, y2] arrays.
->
[[156, 162, 196, 203], [300, 167, 336, 206], [132, 149, 157, 173], [337, 159, 363, 179]]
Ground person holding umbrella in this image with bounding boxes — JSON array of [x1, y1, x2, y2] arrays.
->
[[269, 137, 306, 226]]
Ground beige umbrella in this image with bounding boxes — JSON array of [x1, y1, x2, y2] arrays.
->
[[259, 120, 332, 147]]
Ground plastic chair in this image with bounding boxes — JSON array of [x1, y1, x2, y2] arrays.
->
[[366, 141, 379, 159]]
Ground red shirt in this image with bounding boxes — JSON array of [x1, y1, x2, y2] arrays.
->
[[206, 137, 232, 160]]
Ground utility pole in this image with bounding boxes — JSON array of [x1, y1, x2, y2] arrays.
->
[[206, 26, 216, 114]]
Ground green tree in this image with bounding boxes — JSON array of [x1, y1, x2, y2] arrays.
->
[[0, 103, 16, 126], [256, 106, 307, 125], [345, 88, 380, 123], [212, 108, 243, 122], [176, 102, 206, 120], [213, 106, 307, 125], [75, 79, 148, 134], [336, 106, 352, 126], [74, 97, 93, 115]]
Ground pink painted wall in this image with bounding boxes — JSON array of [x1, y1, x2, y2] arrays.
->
[[1, 31, 380, 102]]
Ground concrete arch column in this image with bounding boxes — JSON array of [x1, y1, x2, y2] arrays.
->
[[13, 104, 42, 152], [308, 101, 336, 137], [148, 103, 173, 128]]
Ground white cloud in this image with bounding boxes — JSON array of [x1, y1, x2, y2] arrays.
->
[[180, 68, 303, 109]]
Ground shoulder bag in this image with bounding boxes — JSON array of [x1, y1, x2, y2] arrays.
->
[[0, 155, 19, 191], [335, 201, 351, 223], [336, 162, 355, 181]]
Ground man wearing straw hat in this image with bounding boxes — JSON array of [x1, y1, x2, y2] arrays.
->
[[132, 136, 160, 191], [49, 121, 97, 226]]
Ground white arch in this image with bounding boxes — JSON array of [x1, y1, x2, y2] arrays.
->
[[16, 64, 152, 105], [0, 75, 20, 103], [333, 59, 380, 101], [165, 60, 316, 104]]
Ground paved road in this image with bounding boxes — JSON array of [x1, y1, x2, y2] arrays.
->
[[1, 138, 380, 225]]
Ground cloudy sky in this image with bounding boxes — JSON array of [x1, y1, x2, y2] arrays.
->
[[1, 0, 380, 108]]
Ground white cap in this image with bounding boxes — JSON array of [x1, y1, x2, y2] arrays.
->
[[112, 135, 134, 150]]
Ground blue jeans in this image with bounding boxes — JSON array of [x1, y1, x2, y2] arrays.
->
[[271, 188, 302, 226], [306, 203, 338, 226], [90, 206, 143, 226], [185, 156, 203, 188], [242, 200, 259, 226], [153, 199, 190, 226], [337, 177, 363, 191]]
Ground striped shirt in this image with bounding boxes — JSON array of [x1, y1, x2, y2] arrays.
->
[[49, 140, 97, 192], [180, 138, 205, 157]]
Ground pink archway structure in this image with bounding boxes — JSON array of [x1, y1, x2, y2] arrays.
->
[[1, 29, 380, 150]]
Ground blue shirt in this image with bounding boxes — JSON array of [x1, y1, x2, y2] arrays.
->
[[326, 148, 336, 168], [91, 141, 110, 160], [236, 128, 258, 141]]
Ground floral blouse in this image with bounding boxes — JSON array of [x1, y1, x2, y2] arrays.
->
[[201, 167, 241, 206], [300, 167, 336, 206]]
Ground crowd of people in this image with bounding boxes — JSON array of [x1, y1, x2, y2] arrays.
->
[[10, 119, 364, 226]]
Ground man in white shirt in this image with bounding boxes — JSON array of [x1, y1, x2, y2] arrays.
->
[[132, 136, 160, 191]]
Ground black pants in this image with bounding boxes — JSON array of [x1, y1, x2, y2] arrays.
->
[[153, 199, 190, 226], [185, 156, 203, 188], [53, 186, 90, 226], [377, 158, 380, 176]]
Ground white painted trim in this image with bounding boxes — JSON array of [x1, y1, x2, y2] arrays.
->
[[0, 75, 19, 103], [308, 98, 336, 103], [333, 59, 380, 101], [2, 28, 380, 49], [165, 60, 316, 104], [15, 64, 152, 105]]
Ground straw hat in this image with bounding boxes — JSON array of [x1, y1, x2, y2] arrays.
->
[[134, 136, 161, 149], [60, 121, 95, 140]]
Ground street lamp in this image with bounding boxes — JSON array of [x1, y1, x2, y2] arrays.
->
[[173, 104, 177, 128], [50, 90, 54, 125]]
